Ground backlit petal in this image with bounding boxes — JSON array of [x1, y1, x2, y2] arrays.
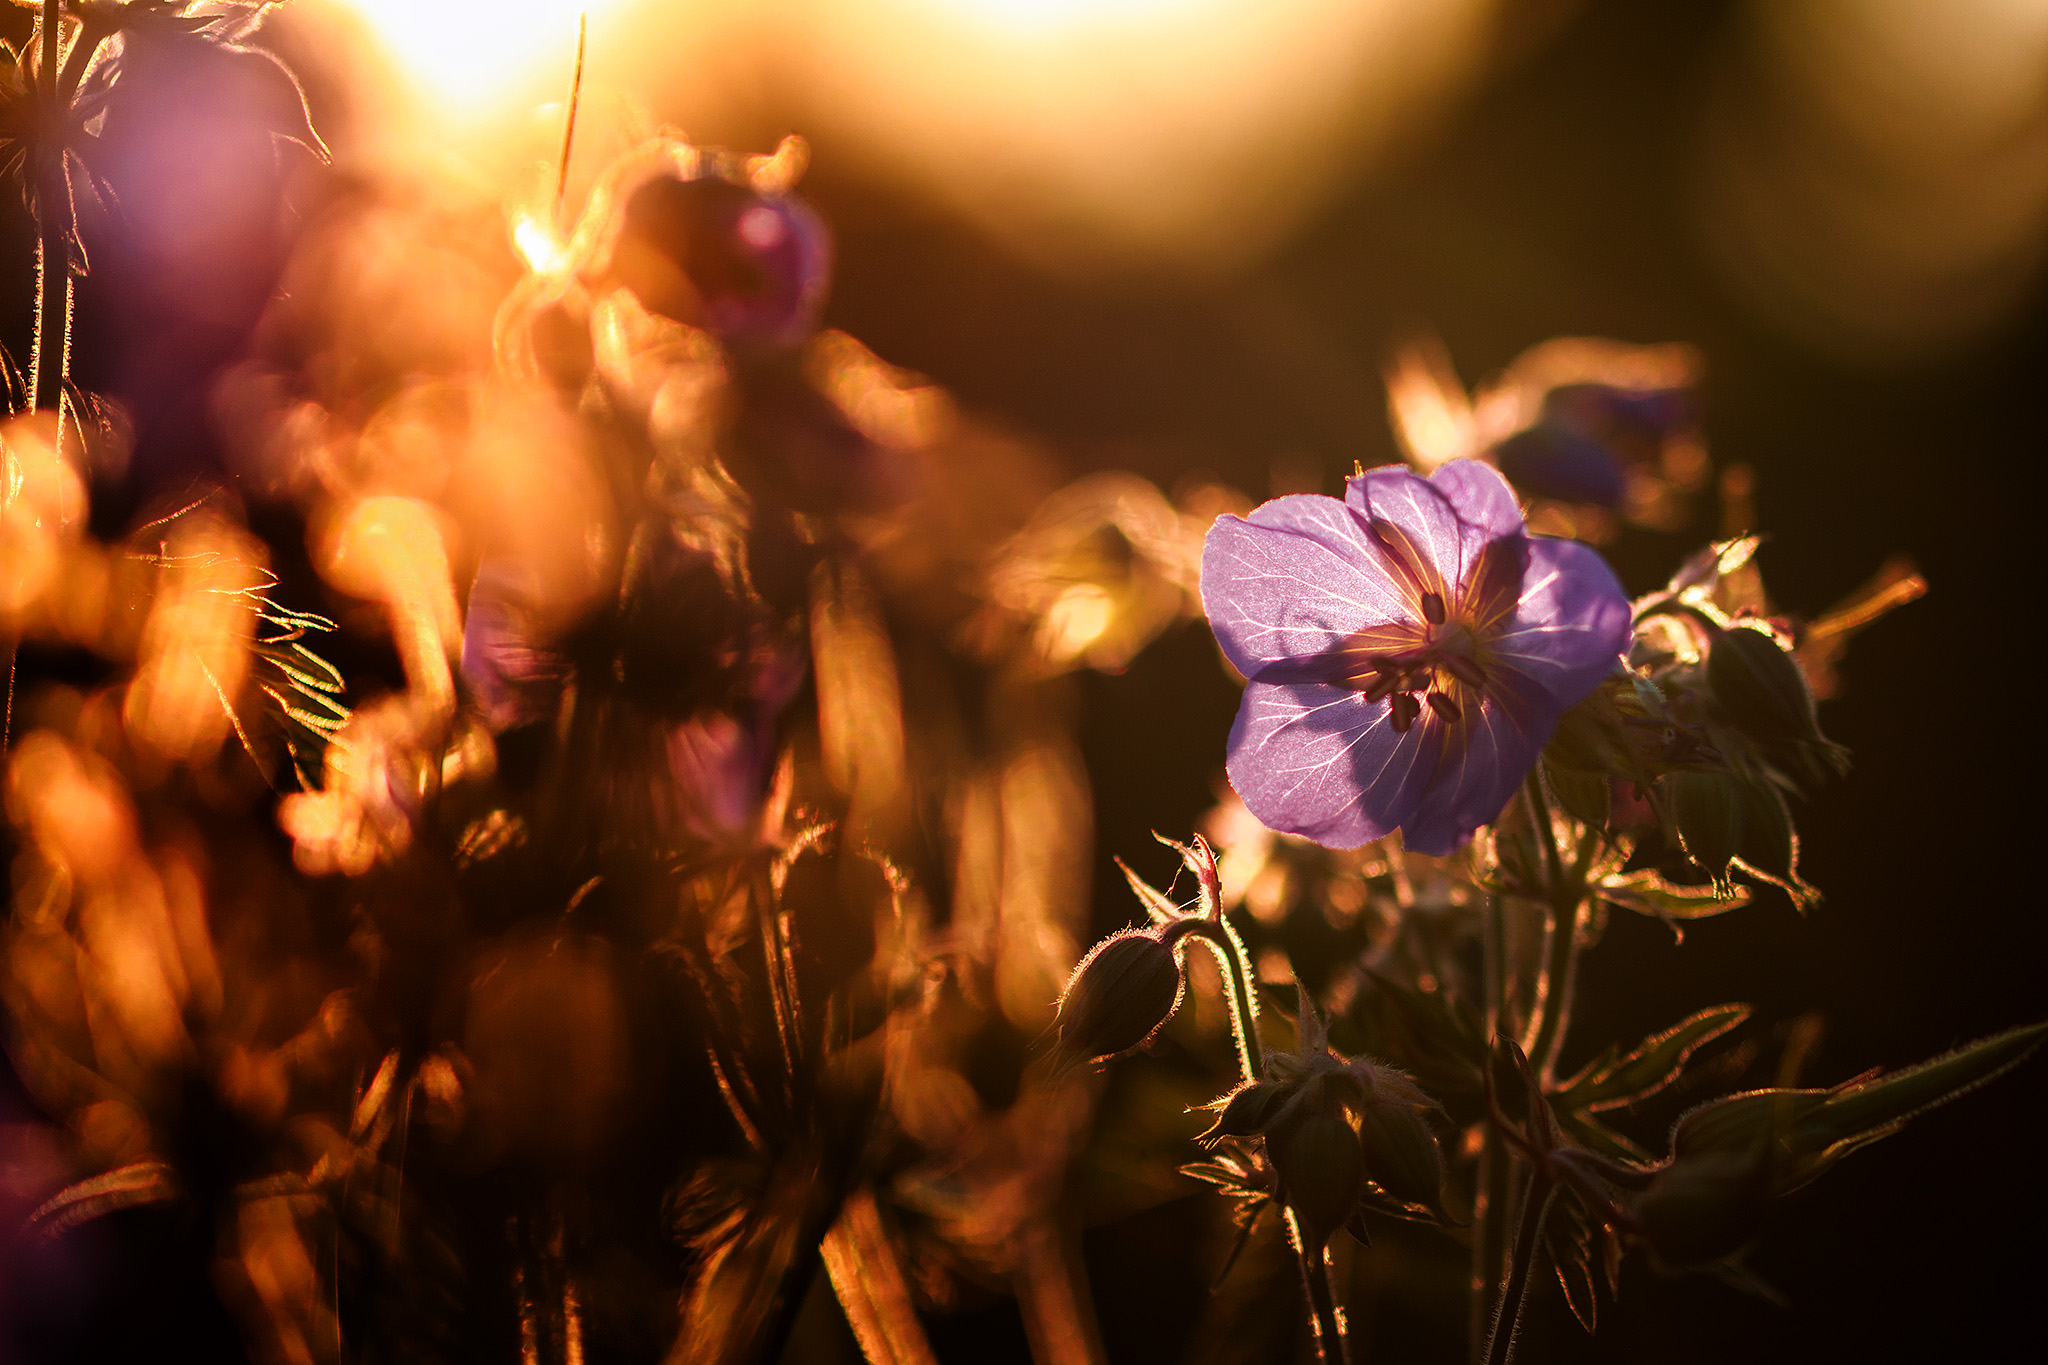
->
[[1400, 683, 1542, 856], [1226, 680, 1440, 848], [1201, 498, 1412, 677], [1486, 536, 1631, 702]]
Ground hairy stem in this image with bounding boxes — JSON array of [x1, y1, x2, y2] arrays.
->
[[1287, 1211, 1351, 1365], [1481, 1172, 1557, 1365], [1179, 917, 1265, 1086]]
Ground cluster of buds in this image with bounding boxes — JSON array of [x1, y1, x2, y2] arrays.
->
[[1200, 990, 1448, 1249]]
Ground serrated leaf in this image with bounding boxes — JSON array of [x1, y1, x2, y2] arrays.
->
[[1556, 1004, 1752, 1113], [1544, 1197, 1599, 1332], [1599, 869, 1749, 921]]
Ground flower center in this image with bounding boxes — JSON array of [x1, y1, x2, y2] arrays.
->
[[1343, 600, 1488, 732]]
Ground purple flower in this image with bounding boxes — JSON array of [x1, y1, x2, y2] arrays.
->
[[1200, 459, 1630, 855]]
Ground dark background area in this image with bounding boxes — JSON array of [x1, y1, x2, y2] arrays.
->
[[4, 0, 2043, 1361]]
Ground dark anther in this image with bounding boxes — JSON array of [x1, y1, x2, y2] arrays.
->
[[1426, 692, 1462, 723], [1364, 672, 1399, 703], [1442, 654, 1486, 688], [1389, 693, 1421, 733], [1421, 592, 1447, 626]]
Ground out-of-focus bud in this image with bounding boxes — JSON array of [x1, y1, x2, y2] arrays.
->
[[1630, 1147, 1771, 1269], [1054, 929, 1185, 1062], [1707, 624, 1822, 744], [1355, 1102, 1446, 1212], [1268, 1100, 1366, 1249], [1492, 424, 1627, 507], [607, 141, 831, 358]]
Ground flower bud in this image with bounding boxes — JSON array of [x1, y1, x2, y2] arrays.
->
[[1707, 625, 1821, 744], [1056, 930, 1185, 1062], [1197, 1080, 1290, 1143], [1356, 1103, 1447, 1213], [1631, 1148, 1770, 1269], [1492, 423, 1627, 507], [1269, 1102, 1366, 1249], [1668, 770, 1741, 881]]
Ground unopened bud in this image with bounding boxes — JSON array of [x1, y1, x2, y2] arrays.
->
[[1056, 930, 1185, 1062], [1269, 1103, 1366, 1249], [1631, 1148, 1770, 1269], [1356, 1102, 1447, 1213], [1707, 626, 1821, 745], [1492, 423, 1627, 507], [1197, 1080, 1289, 1143], [1668, 770, 1742, 883]]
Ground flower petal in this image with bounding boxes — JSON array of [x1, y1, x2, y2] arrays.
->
[[1430, 458, 1525, 539], [1400, 689, 1541, 856], [1344, 463, 1486, 597], [1201, 497, 1411, 677], [1486, 536, 1632, 702], [1226, 680, 1440, 848]]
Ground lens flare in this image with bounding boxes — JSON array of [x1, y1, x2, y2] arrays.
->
[[339, 0, 612, 107]]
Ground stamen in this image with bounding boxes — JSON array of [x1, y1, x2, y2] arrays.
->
[[1364, 672, 1399, 703], [1441, 654, 1486, 688], [1421, 592, 1446, 625], [1389, 693, 1421, 733], [1426, 692, 1462, 723]]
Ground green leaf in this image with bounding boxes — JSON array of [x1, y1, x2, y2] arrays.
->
[[1779, 1019, 2048, 1191], [1556, 1004, 1752, 1114], [1599, 869, 1750, 921], [1543, 1197, 1600, 1332]]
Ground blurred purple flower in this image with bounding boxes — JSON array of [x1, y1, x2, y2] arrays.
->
[[1200, 459, 1630, 855]]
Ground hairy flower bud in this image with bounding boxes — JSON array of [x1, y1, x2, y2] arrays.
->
[[1197, 1080, 1289, 1144], [1631, 1148, 1771, 1269], [1356, 1103, 1447, 1212], [1269, 1100, 1366, 1249], [1706, 625, 1821, 744], [1056, 930, 1185, 1062]]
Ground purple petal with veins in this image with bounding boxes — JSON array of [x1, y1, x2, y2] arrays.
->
[[1202, 458, 1631, 854], [1201, 495, 1412, 678], [1226, 680, 1441, 849]]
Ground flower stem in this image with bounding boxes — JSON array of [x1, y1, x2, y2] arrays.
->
[[1468, 891, 1511, 1363], [1481, 1171, 1557, 1365], [1286, 1210, 1351, 1365], [1178, 917, 1265, 1086], [1520, 772, 1589, 1082]]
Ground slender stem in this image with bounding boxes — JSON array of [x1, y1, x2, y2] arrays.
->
[[1523, 893, 1583, 1083], [1524, 771, 1562, 890], [1287, 1211, 1350, 1365], [553, 11, 587, 220], [1469, 891, 1511, 1363], [1178, 918, 1265, 1086], [1481, 1173, 1557, 1365], [31, 0, 71, 423]]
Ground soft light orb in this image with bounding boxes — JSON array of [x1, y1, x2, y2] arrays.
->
[[339, 0, 612, 108]]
